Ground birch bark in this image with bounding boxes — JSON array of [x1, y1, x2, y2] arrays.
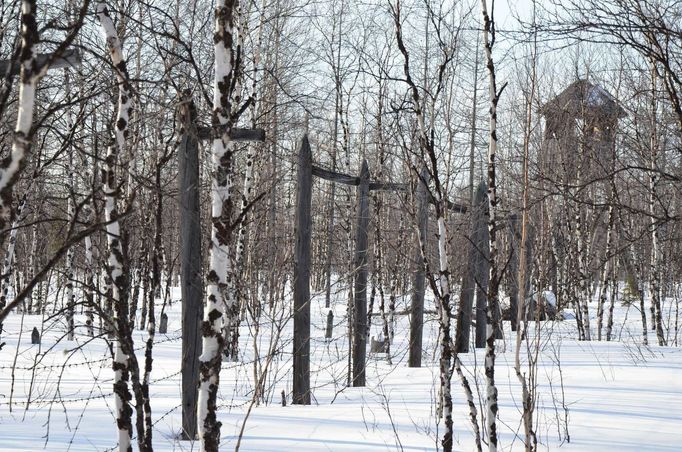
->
[[480, 0, 502, 448], [97, 4, 136, 449], [197, 1, 239, 449]]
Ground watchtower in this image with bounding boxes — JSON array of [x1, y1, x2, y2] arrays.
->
[[539, 79, 625, 186]]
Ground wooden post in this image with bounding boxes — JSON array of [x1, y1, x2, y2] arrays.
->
[[325, 309, 334, 339], [31, 327, 40, 345], [524, 224, 536, 321], [293, 135, 313, 405], [159, 312, 168, 334], [456, 183, 487, 353], [178, 96, 203, 440], [474, 181, 490, 348], [409, 168, 429, 367], [509, 215, 534, 325], [508, 213, 520, 332], [352, 160, 370, 387]]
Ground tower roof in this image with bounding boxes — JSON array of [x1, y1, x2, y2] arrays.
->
[[540, 79, 626, 119]]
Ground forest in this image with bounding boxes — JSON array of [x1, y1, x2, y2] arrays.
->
[[0, 0, 681, 451]]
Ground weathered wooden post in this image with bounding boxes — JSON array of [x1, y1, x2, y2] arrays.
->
[[508, 213, 520, 331], [159, 312, 168, 334], [524, 224, 536, 321], [456, 182, 488, 353], [325, 309, 334, 340], [31, 327, 40, 345], [352, 160, 370, 387], [178, 95, 203, 440], [409, 168, 429, 367], [293, 135, 313, 404], [510, 217, 535, 322], [474, 181, 490, 348]]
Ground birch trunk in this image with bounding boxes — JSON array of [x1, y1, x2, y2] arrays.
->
[[605, 262, 618, 341], [0, 0, 43, 326], [97, 4, 136, 449], [197, 1, 239, 449], [0, 0, 43, 235], [435, 212, 454, 451], [597, 202, 615, 341], [225, 4, 264, 358], [480, 1, 502, 448], [0, 194, 28, 338], [84, 207, 95, 336], [224, 138, 253, 361], [649, 64, 666, 346], [64, 90, 76, 340]]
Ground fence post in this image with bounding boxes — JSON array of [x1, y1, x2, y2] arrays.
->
[[325, 309, 334, 340], [178, 94, 203, 440], [474, 181, 490, 348], [456, 183, 487, 353], [293, 135, 313, 404], [409, 168, 429, 367], [508, 213, 520, 331], [352, 160, 370, 386]]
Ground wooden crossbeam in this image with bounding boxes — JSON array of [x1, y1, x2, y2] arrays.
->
[[441, 199, 468, 213], [368, 181, 407, 191], [311, 164, 468, 213], [0, 49, 81, 76], [196, 126, 266, 142], [312, 165, 359, 186]]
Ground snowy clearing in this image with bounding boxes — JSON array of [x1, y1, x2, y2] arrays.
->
[[1, 287, 681, 451]]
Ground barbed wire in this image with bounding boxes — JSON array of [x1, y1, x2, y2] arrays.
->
[[0, 370, 182, 407], [0, 334, 182, 371]]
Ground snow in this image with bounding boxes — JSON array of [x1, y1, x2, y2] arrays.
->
[[1, 284, 681, 451]]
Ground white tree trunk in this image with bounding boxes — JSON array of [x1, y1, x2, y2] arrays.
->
[[197, 1, 239, 449], [84, 218, 95, 336], [649, 63, 666, 346], [64, 71, 76, 340], [480, 0, 501, 449], [0, 0, 43, 325], [97, 4, 135, 450], [0, 194, 28, 337], [435, 213, 454, 451], [0, 0, 44, 232]]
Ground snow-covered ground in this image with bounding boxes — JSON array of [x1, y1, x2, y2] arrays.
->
[[1, 285, 681, 451]]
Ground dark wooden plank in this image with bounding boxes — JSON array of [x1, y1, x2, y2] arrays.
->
[[507, 213, 520, 332], [352, 160, 370, 387], [230, 127, 266, 142], [312, 165, 360, 186], [474, 181, 490, 348], [0, 48, 81, 76], [292, 135, 312, 405], [195, 126, 266, 142], [409, 168, 429, 367], [178, 97, 203, 440]]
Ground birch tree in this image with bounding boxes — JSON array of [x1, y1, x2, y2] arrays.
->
[[197, 0, 241, 448], [97, 3, 139, 449], [648, 61, 666, 346], [391, 2, 474, 449], [480, 0, 503, 448]]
